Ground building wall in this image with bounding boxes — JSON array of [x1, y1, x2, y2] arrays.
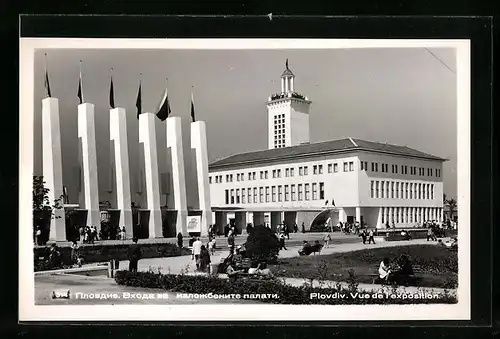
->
[[267, 98, 311, 149], [356, 151, 444, 209], [209, 151, 361, 210]]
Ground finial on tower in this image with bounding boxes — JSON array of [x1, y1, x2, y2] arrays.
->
[[285, 58, 289, 69]]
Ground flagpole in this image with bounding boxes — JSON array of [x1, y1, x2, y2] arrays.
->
[[79, 60, 84, 104]]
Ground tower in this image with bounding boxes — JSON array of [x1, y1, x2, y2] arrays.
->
[[267, 59, 312, 149]]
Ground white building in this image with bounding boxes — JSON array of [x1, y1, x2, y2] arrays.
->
[[208, 61, 447, 234]]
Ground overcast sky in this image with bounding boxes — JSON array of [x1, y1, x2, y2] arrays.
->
[[33, 47, 457, 207]]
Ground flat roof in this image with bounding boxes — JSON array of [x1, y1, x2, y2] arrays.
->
[[209, 137, 448, 170]]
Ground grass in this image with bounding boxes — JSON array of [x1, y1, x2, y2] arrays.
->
[[272, 244, 458, 289]]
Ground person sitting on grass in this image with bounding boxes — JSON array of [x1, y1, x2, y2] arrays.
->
[[247, 261, 274, 278], [298, 240, 312, 256], [378, 257, 392, 284]]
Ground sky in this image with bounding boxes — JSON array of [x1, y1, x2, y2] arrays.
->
[[33, 47, 457, 208]]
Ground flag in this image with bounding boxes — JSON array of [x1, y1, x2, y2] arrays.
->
[[77, 61, 83, 104], [285, 58, 289, 69], [332, 199, 335, 206], [44, 54, 52, 98], [155, 79, 171, 121], [109, 70, 115, 109], [190, 91, 195, 122], [325, 200, 329, 206], [136, 77, 142, 119]]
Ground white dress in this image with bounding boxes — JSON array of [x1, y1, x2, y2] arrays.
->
[[378, 261, 391, 279]]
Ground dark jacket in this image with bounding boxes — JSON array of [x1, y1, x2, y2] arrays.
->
[[128, 244, 142, 261]]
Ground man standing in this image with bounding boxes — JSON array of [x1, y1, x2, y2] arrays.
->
[[227, 232, 235, 254], [177, 232, 184, 249], [192, 237, 202, 270], [128, 237, 142, 273], [360, 229, 367, 244]]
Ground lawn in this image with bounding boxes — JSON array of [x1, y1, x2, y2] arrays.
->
[[272, 244, 458, 289]]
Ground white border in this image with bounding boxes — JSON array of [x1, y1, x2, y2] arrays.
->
[[19, 38, 470, 321]]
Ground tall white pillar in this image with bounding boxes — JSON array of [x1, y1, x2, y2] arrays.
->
[[42, 98, 66, 241], [284, 78, 289, 93], [376, 207, 383, 229], [109, 108, 133, 237], [388, 207, 393, 224], [281, 78, 285, 93], [138, 113, 162, 238], [290, 77, 294, 92], [339, 208, 347, 223], [355, 207, 361, 223], [78, 103, 100, 229], [166, 117, 188, 235], [191, 121, 212, 237]]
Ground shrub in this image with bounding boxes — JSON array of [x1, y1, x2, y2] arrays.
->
[[34, 242, 191, 272], [114, 271, 457, 305], [244, 225, 280, 262]]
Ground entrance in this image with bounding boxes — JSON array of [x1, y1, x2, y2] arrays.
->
[[347, 216, 354, 224]]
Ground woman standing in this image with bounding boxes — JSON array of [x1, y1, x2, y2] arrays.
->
[[199, 245, 211, 273], [70, 240, 80, 267]]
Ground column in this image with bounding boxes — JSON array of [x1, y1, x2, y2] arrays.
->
[[191, 121, 213, 237], [235, 211, 245, 234], [290, 77, 295, 92], [403, 207, 407, 224], [281, 78, 285, 93], [42, 98, 66, 241], [355, 207, 361, 223], [376, 207, 383, 229], [215, 211, 226, 235], [138, 112, 162, 238], [78, 103, 100, 229], [388, 207, 393, 224], [398, 207, 403, 224], [284, 78, 289, 93], [270, 211, 283, 233], [109, 108, 133, 237], [412, 207, 416, 224], [167, 117, 188, 235], [339, 208, 347, 223]]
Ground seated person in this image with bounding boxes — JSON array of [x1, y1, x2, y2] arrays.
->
[[312, 240, 323, 251], [378, 257, 392, 283], [232, 248, 243, 264], [247, 261, 274, 277], [298, 241, 313, 256], [393, 254, 414, 284], [226, 263, 245, 276]]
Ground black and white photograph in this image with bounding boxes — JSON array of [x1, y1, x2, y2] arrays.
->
[[19, 37, 471, 321]]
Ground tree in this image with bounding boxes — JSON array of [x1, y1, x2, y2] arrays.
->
[[446, 198, 457, 221], [244, 224, 280, 262], [33, 176, 64, 243], [443, 193, 447, 204]]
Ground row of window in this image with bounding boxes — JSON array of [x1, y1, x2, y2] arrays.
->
[[380, 206, 442, 224], [210, 162, 441, 184], [274, 114, 286, 148], [224, 182, 325, 205], [370, 180, 435, 200]]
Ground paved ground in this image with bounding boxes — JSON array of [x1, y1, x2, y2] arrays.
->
[[35, 235, 455, 305]]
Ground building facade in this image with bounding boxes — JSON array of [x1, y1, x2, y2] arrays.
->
[[208, 61, 447, 234]]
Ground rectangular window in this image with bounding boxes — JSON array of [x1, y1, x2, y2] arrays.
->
[[312, 183, 318, 200], [285, 185, 290, 201], [290, 168, 294, 177], [376, 181, 379, 198], [247, 188, 252, 203], [225, 189, 229, 204], [209, 176, 212, 184], [291, 184, 296, 201], [226, 175, 230, 182], [343, 162, 348, 172], [236, 189, 240, 203], [381, 164, 385, 173], [391, 182, 394, 198], [418, 183, 422, 199], [298, 184, 303, 201], [299, 167, 303, 176], [375, 163, 379, 172], [272, 186, 276, 202], [304, 166, 308, 175], [265, 171, 268, 179], [395, 182, 399, 198], [277, 169, 281, 178], [381, 181, 385, 198], [305, 184, 310, 200], [230, 175, 233, 182], [409, 183, 413, 199], [395, 165, 398, 174], [333, 163, 338, 173], [405, 183, 408, 199], [272, 170, 276, 178], [313, 165, 318, 174], [252, 172, 256, 180], [371, 181, 374, 198], [285, 168, 290, 177], [253, 187, 257, 202], [319, 182, 325, 200], [372, 162, 375, 171], [241, 172, 244, 181], [400, 182, 404, 198], [236, 174, 240, 181], [319, 165, 323, 174], [259, 187, 263, 203], [427, 184, 430, 199], [349, 161, 354, 171], [328, 163, 333, 173], [265, 187, 270, 203], [278, 186, 283, 202], [230, 189, 235, 204]]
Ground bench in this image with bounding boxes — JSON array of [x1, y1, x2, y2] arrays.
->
[[298, 244, 324, 256], [369, 264, 423, 286]]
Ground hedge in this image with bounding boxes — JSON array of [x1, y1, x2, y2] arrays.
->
[[34, 242, 191, 271], [114, 270, 457, 305]]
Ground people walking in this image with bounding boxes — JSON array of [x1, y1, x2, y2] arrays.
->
[[279, 233, 287, 250], [367, 228, 376, 244], [192, 237, 203, 270], [127, 237, 142, 273]]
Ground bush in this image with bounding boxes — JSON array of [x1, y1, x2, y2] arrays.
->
[[244, 225, 280, 262], [114, 271, 457, 304], [34, 242, 191, 272]]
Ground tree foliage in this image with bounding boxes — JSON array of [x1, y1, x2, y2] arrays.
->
[[244, 225, 280, 262]]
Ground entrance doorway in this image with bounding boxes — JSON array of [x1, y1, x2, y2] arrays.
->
[[347, 216, 354, 224]]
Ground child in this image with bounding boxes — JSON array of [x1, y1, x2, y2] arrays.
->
[[323, 233, 332, 248]]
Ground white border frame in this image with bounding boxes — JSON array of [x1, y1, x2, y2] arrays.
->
[[19, 38, 470, 321]]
